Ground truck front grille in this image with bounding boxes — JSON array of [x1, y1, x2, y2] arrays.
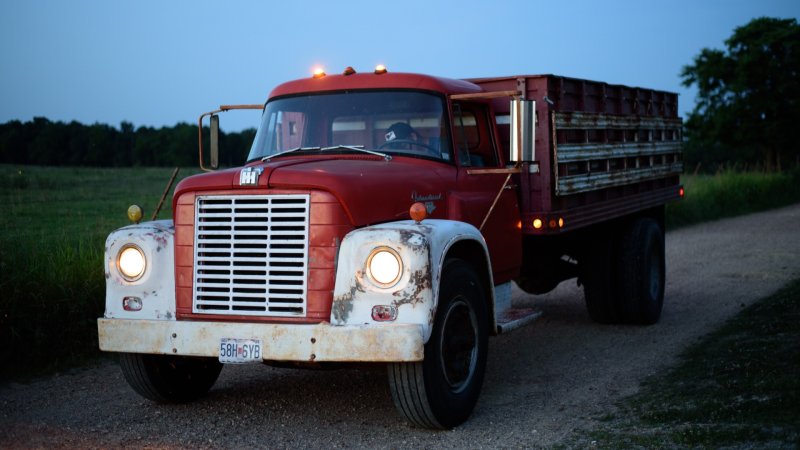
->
[[192, 194, 310, 317]]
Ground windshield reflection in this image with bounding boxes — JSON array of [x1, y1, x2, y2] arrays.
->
[[247, 91, 452, 163]]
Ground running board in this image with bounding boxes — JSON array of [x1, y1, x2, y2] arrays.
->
[[496, 308, 543, 334], [493, 282, 543, 334]]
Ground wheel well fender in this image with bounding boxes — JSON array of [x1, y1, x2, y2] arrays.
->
[[331, 219, 495, 342]]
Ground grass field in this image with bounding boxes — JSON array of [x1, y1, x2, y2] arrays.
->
[[666, 168, 800, 229], [0, 165, 199, 379], [569, 279, 800, 448], [1, 165, 800, 381]]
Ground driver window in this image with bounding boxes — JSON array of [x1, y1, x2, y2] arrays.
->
[[453, 103, 499, 167]]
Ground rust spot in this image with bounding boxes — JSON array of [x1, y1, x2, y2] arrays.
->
[[392, 268, 432, 307], [332, 290, 355, 322], [332, 270, 366, 323]]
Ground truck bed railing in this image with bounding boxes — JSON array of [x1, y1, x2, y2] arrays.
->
[[553, 111, 682, 196]]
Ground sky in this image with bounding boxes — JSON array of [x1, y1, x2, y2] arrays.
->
[[2, 0, 798, 132]]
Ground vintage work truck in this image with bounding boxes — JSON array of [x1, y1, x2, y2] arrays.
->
[[98, 67, 682, 429]]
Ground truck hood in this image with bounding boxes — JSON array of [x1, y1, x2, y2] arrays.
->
[[267, 156, 453, 226], [173, 156, 454, 226]]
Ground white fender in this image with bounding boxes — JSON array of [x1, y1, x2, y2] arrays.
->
[[330, 219, 493, 342], [103, 220, 177, 320]]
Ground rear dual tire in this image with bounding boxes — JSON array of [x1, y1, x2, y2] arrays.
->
[[583, 217, 665, 325]]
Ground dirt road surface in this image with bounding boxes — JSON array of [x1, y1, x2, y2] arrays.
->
[[2, 204, 799, 448]]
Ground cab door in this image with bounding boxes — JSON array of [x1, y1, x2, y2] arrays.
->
[[449, 102, 521, 283]]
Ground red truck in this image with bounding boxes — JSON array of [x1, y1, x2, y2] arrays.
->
[[98, 67, 682, 429]]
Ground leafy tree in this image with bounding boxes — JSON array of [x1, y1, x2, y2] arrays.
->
[[681, 17, 800, 171]]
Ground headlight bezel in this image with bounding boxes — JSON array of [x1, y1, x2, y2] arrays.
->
[[366, 247, 403, 288], [117, 244, 147, 282]]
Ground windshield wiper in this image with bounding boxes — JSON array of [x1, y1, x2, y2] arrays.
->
[[262, 145, 392, 162], [261, 146, 321, 162], [321, 145, 392, 161]]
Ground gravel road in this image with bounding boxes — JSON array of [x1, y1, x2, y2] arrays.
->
[[2, 204, 799, 449]]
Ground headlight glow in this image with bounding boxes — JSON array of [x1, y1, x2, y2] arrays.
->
[[367, 247, 402, 288], [118, 245, 146, 281]]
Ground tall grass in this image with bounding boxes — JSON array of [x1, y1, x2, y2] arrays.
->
[[666, 168, 800, 229], [0, 165, 198, 380]]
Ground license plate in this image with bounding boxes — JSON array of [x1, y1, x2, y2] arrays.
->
[[219, 338, 262, 364]]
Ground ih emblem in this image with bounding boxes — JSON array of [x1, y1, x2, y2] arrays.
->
[[239, 167, 264, 186]]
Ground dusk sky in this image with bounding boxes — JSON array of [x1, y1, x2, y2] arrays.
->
[[2, 0, 798, 131]]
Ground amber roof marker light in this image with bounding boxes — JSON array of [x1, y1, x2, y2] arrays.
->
[[374, 64, 388, 75], [312, 67, 326, 78]]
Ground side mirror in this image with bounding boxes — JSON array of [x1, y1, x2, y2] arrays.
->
[[510, 99, 536, 163], [210, 115, 220, 170], [198, 104, 262, 171]]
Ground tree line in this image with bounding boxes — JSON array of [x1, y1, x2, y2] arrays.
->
[[0, 118, 256, 167], [681, 17, 800, 172]]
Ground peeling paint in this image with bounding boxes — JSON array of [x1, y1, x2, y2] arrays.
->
[[392, 268, 432, 307]]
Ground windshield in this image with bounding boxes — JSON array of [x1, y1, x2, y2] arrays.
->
[[247, 91, 452, 162]]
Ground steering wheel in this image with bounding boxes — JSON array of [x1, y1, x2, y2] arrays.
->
[[378, 139, 439, 156]]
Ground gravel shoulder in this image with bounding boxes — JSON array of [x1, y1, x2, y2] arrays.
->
[[2, 204, 799, 449]]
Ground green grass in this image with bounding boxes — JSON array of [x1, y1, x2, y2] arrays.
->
[[666, 168, 800, 229], [0, 165, 199, 380], [573, 280, 800, 449]]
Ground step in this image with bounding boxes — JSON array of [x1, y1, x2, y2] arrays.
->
[[496, 307, 543, 334]]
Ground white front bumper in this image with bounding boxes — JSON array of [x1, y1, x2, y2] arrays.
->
[[97, 319, 424, 362]]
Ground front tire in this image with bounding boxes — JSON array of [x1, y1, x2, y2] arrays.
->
[[119, 353, 223, 403], [388, 259, 489, 429]]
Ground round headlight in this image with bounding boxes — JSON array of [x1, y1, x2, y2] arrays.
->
[[367, 248, 403, 288], [118, 245, 146, 281]]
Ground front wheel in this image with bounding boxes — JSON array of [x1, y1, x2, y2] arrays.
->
[[388, 259, 489, 429], [119, 353, 223, 403]]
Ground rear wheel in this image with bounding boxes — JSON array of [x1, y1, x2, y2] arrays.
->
[[388, 259, 489, 429], [618, 218, 665, 324], [582, 232, 622, 324], [119, 353, 223, 403]]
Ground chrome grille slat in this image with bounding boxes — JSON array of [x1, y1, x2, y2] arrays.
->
[[192, 194, 309, 317]]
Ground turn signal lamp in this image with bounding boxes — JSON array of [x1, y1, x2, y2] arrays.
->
[[374, 64, 388, 75], [409, 202, 428, 222], [312, 67, 326, 78], [372, 305, 398, 322], [532, 218, 543, 229], [123, 296, 143, 312], [127, 204, 143, 224], [558, 217, 565, 228]]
